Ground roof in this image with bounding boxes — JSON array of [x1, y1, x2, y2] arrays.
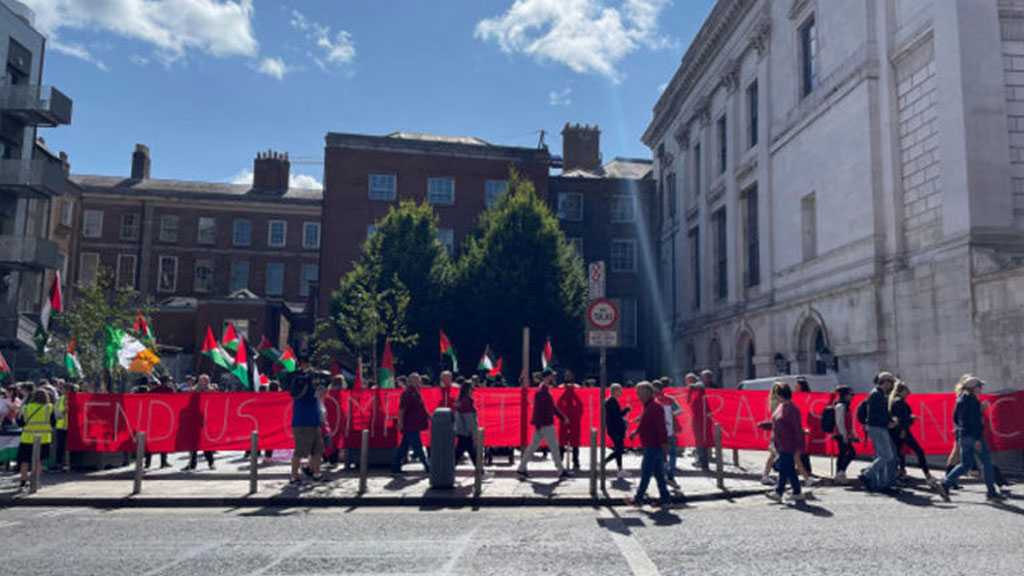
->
[[70, 174, 322, 204], [385, 132, 491, 146], [602, 157, 653, 180], [325, 131, 550, 162]]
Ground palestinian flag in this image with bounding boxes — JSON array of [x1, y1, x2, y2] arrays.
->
[[488, 357, 503, 378], [439, 330, 458, 373], [35, 271, 63, 353], [105, 326, 160, 374], [541, 338, 553, 371], [221, 322, 240, 353], [231, 338, 250, 389], [274, 345, 297, 375], [478, 346, 494, 373], [257, 336, 280, 362], [242, 339, 267, 391], [64, 338, 83, 380], [379, 339, 395, 389], [0, 350, 11, 382], [201, 326, 234, 371], [133, 312, 155, 347]]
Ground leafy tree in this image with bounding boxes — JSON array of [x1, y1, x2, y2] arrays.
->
[[455, 169, 587, 379]]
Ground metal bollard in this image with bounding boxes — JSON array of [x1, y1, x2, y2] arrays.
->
[[29, 436, 42, 494], [249, 431, 259, 495], [589, 428, 597, 498], [358, 429, 369, 495], [133, 432, 145, 495], [473, 427, 484, 498], [714, 424, 724, 490], [732, 448, 739, 468]]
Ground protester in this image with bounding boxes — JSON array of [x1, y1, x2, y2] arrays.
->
[[626, 381, 671, 507], [761, 381, 782, 485], [793, 377, 814, 483], [939, 375, 1002, 501], [603, 383, 630, 479], [438, 370, 458, 409], [760, 382, 805, 502], [687, 372, 710, 469], [653, 379, 681, 487], [888, 381, 934, 485], [392, 373, 431, 475], [700, 369, 718, 389], [556, 377, 583, 471], [453, 380, 479, 467], [145, 376, 174, 469], [51, 381, 70, 472], [17, 388, 55, 490], [288, 360, 325, 483], [186, 374, 217, 471], [517, 369, 569, 479], [830, 386, 858, 483], [859, 371, 898, 492]]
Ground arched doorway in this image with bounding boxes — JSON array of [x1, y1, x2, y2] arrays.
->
[[738, 334, 756, 381], [707, 338, 723, 386], [796, 314, 830, 375]]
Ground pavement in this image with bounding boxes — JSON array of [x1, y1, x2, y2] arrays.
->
[[0, 447, 980, 508]]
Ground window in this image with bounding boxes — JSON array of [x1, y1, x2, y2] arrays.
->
[[800, 16, 818, 98], [714, 208, 727, 300], [802, 193, 817, 261], [569, 237, 584, 259], [157, 256, 178, 292], [557, 192, 583, 221], [158, 215, 179, 242], [427, 177, 455, 205], [666, 172, 677, 217], [82, 209, 103, 238], [197, 217, 216, 245], [619, 298, 638, 348], [438, 228, 455, 256], [717, 115, 728, 175], [368, 174, 397, 201], [119, 213, 139, 241], [194, 259, 214, 293], [265, 262, 284, 296], [300, 263, 319, 297], [747, 81, 759, 148], [60, 199, 74, 227], [116, 254, 136, 289], [745, 187, 761, 287], [224, 320, 249, 341], [689, 228, 701, 309], [485, 179, 508, 209], [230, 260, 250, 292], [693, 144, 702, 196], [267, 220, 287, 248], [302, 222, 320, 249], [79, 252, 99, 287], [610, 195, 636, 223], [233, 219, 252, 246], [610, 239, 637, 273]]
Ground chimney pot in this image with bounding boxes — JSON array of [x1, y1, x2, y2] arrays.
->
[[131, 144, 151, 180], [561, 123, 602, 173], [252, 149, 291, 194]]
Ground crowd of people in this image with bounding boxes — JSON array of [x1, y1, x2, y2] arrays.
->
[[2, 362, 1013, 506]]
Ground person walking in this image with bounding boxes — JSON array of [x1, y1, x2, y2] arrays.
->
[[288, 361, 325, 483], [517, 369, 569, 479], [939, 375, 1002, 501], [888, 381, 934, 485], [603, 383, 630, 479], [687, 373, 710, 470], [761, 382, 806, 502], [391, 373, 430, 475], [761, 381, 783, 485], [830, 386, 858, 483], [858, 371, 898, 492], [186, 374, 217, 470], [145, 377, 174, 469], [626, 381, 671, 508], [453, 381, 479, 467], [556, 378, 583, 471], [17, 389, 54, 490], [653, 379, 681, 487]]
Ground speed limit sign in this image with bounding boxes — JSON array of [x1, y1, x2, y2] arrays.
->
[[587, 298, 618, 330]]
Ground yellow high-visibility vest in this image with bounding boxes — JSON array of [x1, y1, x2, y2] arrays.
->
[[20, 402, 54, 445], [55, 395, 67, 431]]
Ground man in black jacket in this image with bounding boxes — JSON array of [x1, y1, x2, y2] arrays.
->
[[858, 372, 897, 491], [940, 376, 1001, 501]]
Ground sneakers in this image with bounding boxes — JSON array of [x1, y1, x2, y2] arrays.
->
[[558, 470, 573, 479], [288, 476, 301, 485], [516, 469, 529, 480], [987, 492, 1006, 501], [765, 492, 783, 503], [936, 482, 951, 502], [834, 472, 847, 484], [667, 477, 679, 488], [760, 475, 774, 486]]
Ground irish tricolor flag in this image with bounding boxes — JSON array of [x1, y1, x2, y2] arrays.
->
[[221, 322, 240, 353], [541, 338, 553, 371], [0, 350, 11, 382], [439, 330, 458, 373], [201, 326, 234, 371], [64, 338, 83, 380], [105, 326, 160, 374], [379, 339, 395, 389]]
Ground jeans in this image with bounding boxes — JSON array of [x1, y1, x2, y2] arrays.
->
[[391, 431, 429, 473], [834, 436, 856, 474], [665, 438, 678, 481], [776, 452, 802, 496], [944, 435, 996, 495], [518, 425, 564, 474], [636, 447, 670, 504], [863, 426, 897, 490]]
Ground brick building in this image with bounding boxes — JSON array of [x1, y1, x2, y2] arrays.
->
[[72, 146, 322, 373]]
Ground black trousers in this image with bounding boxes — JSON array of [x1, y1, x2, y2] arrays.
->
[[603, 433, 625, 471], [144, 452, 169, 468], [892, 429, 929, 475], [834, 436, 856, 473], [188, 451, 215, 468], [454, 434, 476, 465]]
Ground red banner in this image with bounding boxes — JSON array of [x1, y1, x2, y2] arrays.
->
[[68, 388, 1024, 454]]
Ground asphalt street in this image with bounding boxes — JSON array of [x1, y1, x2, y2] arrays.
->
[[2, 482, 1022, 576]]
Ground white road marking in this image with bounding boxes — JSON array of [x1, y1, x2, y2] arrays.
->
[[438, 526, 480, 575], [245, 541, 313, 576], [139, 541, 224, 576], [0, 521, 21, 529], [601, 514, 662, 576]]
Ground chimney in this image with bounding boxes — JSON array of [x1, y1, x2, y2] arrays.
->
[[561, 123, 602, 173], [131, 144, 150, 180], [252, 150, 290, 193]]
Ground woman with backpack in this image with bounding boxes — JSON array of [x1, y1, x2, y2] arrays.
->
[[824, 386, 857, 483], [888, 381, 934, 485]]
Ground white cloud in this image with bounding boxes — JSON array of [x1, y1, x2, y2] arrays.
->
[[49, 40, 109, 71], [231, 169, 323, 191], [130, 54, 150, 66], [21, 0, 258, 66], [475, 0, 671, 82], [290, 9, 355, 68], [549, 87, 572, 107], [256, 57, 290, 80]]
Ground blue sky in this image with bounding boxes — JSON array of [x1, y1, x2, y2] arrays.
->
[[26, 0, 714, 188]]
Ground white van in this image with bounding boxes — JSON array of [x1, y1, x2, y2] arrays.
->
[[737, 374, 840, 392]]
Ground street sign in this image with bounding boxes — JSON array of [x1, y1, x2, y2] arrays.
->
[[588, 261, 605, 300], [587, 330, 619, 348], [586, 297, 620, 349]]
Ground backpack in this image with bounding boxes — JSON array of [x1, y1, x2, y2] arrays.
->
[[856, 400, 869, 426], [821, 405, 836, 434]]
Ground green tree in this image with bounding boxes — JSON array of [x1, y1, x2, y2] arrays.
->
[[455, 169, 587, 379]]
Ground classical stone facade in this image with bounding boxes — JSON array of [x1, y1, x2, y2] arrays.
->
[[644, 0, 1024, 394]]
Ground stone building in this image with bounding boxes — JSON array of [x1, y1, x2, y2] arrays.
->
[[644, 0, 1024, 393]]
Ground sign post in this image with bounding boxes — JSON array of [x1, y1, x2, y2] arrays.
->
[[585, 264, 616, 493]]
